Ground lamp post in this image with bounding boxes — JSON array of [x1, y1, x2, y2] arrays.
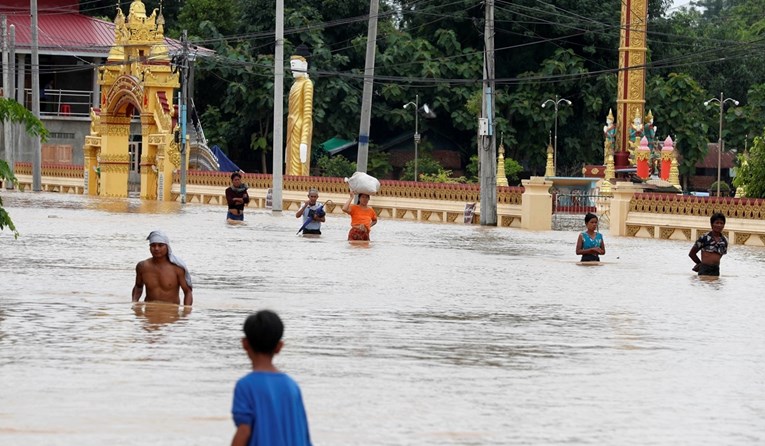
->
[[704, 92, 739, 197], [403, 95, 434, 182], [403, 95, 420, 181], [541, 95, 571, 176]]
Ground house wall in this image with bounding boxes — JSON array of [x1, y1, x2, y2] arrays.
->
[[1, 117, 88, 165]]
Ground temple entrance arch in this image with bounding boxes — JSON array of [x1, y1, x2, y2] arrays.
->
[[83, 0, 181, 200]]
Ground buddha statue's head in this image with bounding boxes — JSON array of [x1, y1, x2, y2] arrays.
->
[[290, 56, 308, 77], [290, 43, 311, 78]]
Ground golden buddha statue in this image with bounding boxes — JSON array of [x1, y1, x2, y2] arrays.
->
[[285, 44, 314, 176]]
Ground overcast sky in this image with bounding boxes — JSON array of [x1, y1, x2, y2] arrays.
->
[[668, 0, 695, 12]]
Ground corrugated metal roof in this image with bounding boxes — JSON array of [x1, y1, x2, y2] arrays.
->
[[5, 14, 116, 57], [3, 12, 213, 59]]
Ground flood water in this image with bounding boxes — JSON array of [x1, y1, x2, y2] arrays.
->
[[1, 191, 764, 446]]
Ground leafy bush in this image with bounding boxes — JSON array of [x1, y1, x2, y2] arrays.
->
[[317, 154, 356, 178], [367, 151, 392, 179], [400, 155, 443, 181], [466, 154, 523, 184], [419, 170, 468, 183], [708, 180, 731, 196]]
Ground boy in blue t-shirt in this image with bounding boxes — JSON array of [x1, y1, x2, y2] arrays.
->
[[231, 311, 312, 446]]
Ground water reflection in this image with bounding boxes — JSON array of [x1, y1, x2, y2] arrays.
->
[[1, 191, 765, 445], [133, 302, 192, 332]]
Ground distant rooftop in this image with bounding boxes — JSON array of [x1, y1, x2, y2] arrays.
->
[[1, 0, 212, 58]]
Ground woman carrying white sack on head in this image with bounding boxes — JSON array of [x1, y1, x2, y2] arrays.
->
[[342, 172, 380, 241]]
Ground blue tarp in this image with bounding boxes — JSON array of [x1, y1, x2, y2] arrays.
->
[[211, 145, 242, 173]]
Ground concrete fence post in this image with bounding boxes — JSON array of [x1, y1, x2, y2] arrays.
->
[[521, 176, 552, 230], [610, 182, 644, 236]]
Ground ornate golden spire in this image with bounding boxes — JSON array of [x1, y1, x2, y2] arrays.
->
[[544, 140, 555, 178], [496, 132, 508, 187], [129, 0, 147, 19]]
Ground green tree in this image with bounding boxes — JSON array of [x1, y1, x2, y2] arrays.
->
[[725, 83, 765, 152], [733, 129, 765, 197], [1, 98, 49, 238], [645, 73, 709, 190]]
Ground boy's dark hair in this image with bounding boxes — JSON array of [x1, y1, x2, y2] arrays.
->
[[710, 212, 726, 225], [231, 172, 242, 180], [584, 212, 598, 224], [243, 310, 284, 353]]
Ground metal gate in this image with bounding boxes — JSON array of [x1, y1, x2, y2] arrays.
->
[[552, 192, 610, 231]]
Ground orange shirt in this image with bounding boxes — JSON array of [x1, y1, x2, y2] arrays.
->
[[349, 205, 377, 231]]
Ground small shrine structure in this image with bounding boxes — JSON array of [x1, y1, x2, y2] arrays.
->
[[83, 0, 181, 199]]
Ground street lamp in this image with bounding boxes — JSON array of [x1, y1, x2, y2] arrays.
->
[[704, 92, 739, 197], [403, 94, 435, 181], [541, 95, 571, 176]]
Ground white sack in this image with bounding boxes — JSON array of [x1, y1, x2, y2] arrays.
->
[[344, 171, 381, 194]]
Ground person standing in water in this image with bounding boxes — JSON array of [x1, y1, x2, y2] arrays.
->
[[132, 230, 193, 306], [226, 172, 250, 222], [295, 188, 325, 235], [689, 212, 728, 276], [576, 213, 606, 262], [342, 190, 377, 241]]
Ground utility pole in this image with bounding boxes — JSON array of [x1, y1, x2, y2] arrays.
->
[[356, 0, 380, 173], [5, 23, 15, 190], [179, 30, 189, 204], [479, 0, 497, 226], [31, 0, 41, 191], [271, 0, 284, 211], [2, 15, 11, 183]]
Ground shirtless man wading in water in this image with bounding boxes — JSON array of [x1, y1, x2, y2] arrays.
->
[[132, 230, 193, 306]]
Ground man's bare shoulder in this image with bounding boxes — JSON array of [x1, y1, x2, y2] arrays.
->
[[136, 257, 167, 270]]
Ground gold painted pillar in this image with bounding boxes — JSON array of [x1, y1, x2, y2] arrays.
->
[[616, 0, 648, 170], [83, 145, 99, 195], [99, 115, 131, 197], [140, 148, 158, 199], [140, 114, 159, 200]]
